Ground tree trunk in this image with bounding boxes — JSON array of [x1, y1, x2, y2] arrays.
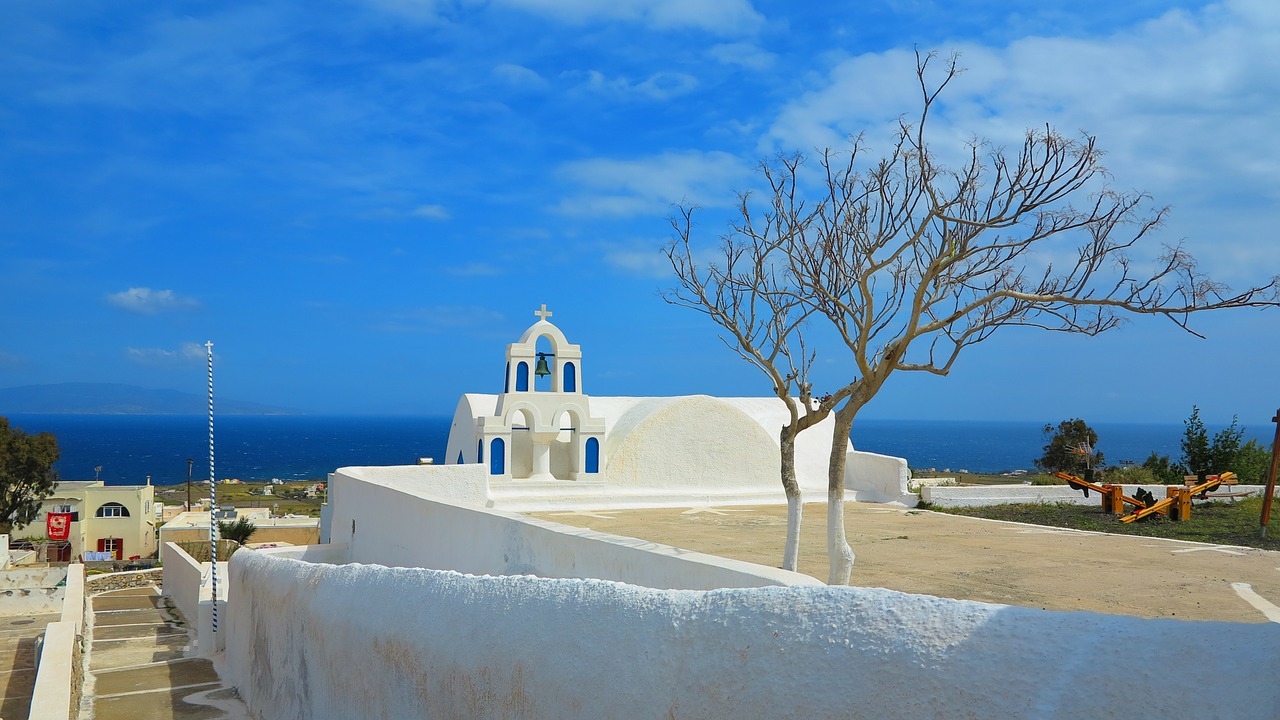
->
[[779, 426, 802, 571], [826, 405, 856, 585]]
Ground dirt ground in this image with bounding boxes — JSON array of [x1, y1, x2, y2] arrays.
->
[[529, 502, 1280, 623]]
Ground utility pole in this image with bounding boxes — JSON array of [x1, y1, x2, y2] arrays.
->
[[1261, 408, 1279, 538], [186, 458, 194, 513]]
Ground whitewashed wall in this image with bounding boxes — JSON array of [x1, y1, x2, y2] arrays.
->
[[161, 541, 204, 627], [226, 550, 1280, 720], [921, 484, 1270, 508], [159, 541, 228, 657], [326, 469, 816, 590]]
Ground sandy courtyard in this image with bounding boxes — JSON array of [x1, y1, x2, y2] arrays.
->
[[530, 501, 1280, 624]]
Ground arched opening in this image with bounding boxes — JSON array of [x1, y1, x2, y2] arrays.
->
[[95, 502, 130, 518], [490, 438, 505, 475], [457, 451, 463, 465], [585, 437, 600, 474], [504, 361, 510, 394], [516, 361, 530, 392], [534, 335, 554, 392], [563, 361, 577, 393], [477, 439, 484, 463]]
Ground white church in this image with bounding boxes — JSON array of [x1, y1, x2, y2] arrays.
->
[[438, 305, 913, 510]]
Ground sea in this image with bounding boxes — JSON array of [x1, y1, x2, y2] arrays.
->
[[4, 413, 1270, 486]]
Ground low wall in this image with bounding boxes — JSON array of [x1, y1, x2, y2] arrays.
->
[[327, 471, 817, 590], [159, 543, 229, 656], [226, 550, 1280, 720], [846, 449, 912, 503], [921, 484, 1270, 508], [161, 541, 205, 627], [27, 565, 85, 720], [61, 563, 85, 634], [0, 566, 69, 616], [0, 566, 66, 590], [27, 620, 79, 720]]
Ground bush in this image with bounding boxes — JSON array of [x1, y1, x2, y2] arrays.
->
[[1035, 419, 1103, 476], [1100, 466, 1155, 485], [1141, 452, 1184, 484]]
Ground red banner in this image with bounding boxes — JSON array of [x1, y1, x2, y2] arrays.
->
[[46, 512, 72, 541]]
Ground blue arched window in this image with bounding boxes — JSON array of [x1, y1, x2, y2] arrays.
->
[[477, 439, 484, 463], [457, 451, 463, 465], [564, 362, 577, 393], [504, 362, 511, 394], [585, 437, 600, 474], [490, 438, 505, 475], [516, 362, 530, 392]]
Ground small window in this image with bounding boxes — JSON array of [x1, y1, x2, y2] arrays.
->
[[490, 438, 505, 475], [585, 437, 600, 474], [95, 502, 131, 518], [564, 362, 577, 393]]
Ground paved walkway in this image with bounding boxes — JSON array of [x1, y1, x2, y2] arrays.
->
[[532, 501, 1280, 623], [1, 610, 61, 720], [83, 586, 249, 720]]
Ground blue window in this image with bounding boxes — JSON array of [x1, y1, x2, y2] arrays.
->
[[504, 362, 510, 394], [457, 451, 463, 465], [585, 437, 599, 474], [490, 438, 505, 475], [516, 362, 529, 392], [477, 439, 484, 463], [564, 362, 577, 392]]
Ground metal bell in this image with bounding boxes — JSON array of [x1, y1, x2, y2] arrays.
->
[[534, 354, 552, 378]]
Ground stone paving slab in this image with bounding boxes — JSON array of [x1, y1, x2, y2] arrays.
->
[[94, 682, 228, 720], [92, 624, 188, 641], [94, 607, 176, 626], [93, 657, 221, 696], [94, 594, 164, 611], [91, 633, 191, 670]]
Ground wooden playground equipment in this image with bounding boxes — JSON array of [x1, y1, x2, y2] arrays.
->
[[1056, 471, 1239, 523]]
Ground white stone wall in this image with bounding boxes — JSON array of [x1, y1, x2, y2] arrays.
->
[[325, 469, 815, 590], [226, 549, 1280, 720], [921, 484, 1271, 508]]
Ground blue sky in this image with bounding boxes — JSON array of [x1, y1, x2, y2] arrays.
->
[[2, 0, 1277, 427]]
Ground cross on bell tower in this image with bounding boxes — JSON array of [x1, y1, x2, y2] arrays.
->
[[534, 304, 553, 321]]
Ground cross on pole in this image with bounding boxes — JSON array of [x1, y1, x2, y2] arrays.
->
[[534, 304, 553, 321]]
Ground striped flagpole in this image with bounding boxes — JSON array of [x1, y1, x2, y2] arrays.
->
[[206, 341, 218, 634]]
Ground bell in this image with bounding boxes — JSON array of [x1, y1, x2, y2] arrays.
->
[[534, 354, 552, 378]]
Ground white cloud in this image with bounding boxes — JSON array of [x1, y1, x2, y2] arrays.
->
[[411, 204, 451, 220], [106, 287, 201, 314], [572, 70, 699, 101], [706, 42, 776, 70], [125, 342, 208, 366], [601, 241, 671, 278], [490, 0, 763, 35], [493, 63, 548, 90], [556, 150, 752, 217]]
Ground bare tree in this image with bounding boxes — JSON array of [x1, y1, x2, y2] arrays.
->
[[670, 50, 1280, 585], [664, 190, 850, 572]]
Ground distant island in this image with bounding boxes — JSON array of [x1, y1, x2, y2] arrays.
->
[[0, 383, 302, 415]]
